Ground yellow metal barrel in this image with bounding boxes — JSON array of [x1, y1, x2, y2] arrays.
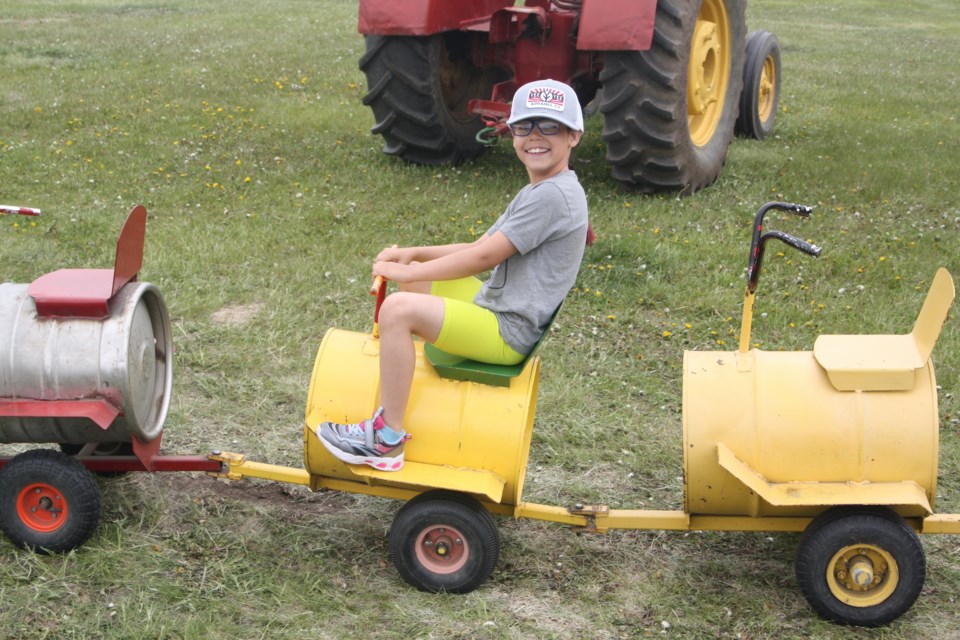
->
[[302, 328, 540, 505], [682, 349, 939, 519]]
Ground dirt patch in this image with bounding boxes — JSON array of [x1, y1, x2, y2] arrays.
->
[[210, 302, 264, 326], [136, 472, 351, 516]]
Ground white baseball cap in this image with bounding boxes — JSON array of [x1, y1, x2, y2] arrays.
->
[[507, 79, 584, 133]]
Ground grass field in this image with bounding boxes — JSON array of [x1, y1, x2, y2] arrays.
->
[[2, 0, 959, 638]]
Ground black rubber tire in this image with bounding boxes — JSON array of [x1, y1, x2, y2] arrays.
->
[[360, 33, 503, 165], [0, 449, 102, 553], [389, 490, 499, 593], [795, 507, 925, 626], [736, 30, 781, 139], [599, 0, 746, 193]]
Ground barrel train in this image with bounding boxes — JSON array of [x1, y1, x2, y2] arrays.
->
[[0, 203, 955, 627]]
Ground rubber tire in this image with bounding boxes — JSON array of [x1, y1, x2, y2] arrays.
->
[[360, 33, 503, 165], [389, 490, 500, 593], [795, 507, 925, 626], [736, 31, 781, 139], [0, 449, 102, 553], [599, 0, 746, 193]]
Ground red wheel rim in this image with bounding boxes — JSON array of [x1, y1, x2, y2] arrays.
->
[[414, 524, 469, 574], [17, 483, 68, 533]]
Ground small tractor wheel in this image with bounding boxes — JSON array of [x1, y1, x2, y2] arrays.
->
[[389, 490, 499, 593], [0, 449, 102, 553], [736, 31, 781, 139], [795, 507, 925, 626], [360, 33, 502, 165], [599, 0, 746, 193]]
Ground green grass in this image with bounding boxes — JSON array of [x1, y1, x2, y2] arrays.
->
[[2, 0, 960, 637]]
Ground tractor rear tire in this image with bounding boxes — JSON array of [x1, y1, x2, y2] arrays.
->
[[0, 449, 102, 553], [599, 0, 746, 193], [736, 31, 781, 139], [360, 33, 502, 165]]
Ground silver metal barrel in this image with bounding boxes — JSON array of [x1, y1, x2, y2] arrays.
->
[[0, 281, 172, 444]]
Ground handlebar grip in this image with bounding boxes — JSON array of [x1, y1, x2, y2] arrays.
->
[[0, 205, 41, 216], [767, 231, 822, 257], [370, 275, 385, 297]]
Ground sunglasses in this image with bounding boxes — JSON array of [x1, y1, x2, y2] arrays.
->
[[509, 119, 563, 136]]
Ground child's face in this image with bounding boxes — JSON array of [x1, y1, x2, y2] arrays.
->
[[511, 118, 582, 184]]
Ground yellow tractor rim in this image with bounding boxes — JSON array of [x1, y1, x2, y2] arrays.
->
[[687, 0, 732, 146], [757, 54, 777, 123], [825, 544, 900, 608]]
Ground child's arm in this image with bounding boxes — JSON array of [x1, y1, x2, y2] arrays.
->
[[376, 240, 477, 265], [374, 232, 516, 284]]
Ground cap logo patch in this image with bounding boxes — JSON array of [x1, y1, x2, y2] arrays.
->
[[525, 86, 566, 112]]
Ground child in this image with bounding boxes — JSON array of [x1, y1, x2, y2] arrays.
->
[[319, 79, 589, 471]]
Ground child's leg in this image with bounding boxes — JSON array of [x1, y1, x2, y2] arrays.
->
[[429, 275, 526, 364], [398, 280, 431, 295], [432, 297, 525, 365], [377, 292, 444, 430], [374, 276, 480, 429]]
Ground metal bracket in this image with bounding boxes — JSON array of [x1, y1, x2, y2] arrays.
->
[[207, 450, 247, 481], [568, 503, 610, 533]]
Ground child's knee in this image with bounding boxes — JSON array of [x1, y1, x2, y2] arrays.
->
[[380, 292, 411, 319], [381, 292, 443, 339], [380, 292, 427, 326]]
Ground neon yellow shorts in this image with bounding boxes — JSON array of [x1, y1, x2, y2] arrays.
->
[[431, 277, 525, 365]]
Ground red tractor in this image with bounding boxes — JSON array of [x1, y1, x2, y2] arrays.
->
[[358, 0, 781, 193]]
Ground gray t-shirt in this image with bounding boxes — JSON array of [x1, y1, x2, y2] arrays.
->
[[475, 170, 588, 354]]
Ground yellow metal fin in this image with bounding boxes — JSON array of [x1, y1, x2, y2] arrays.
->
[[717, 443, 932, 515], [347, 460, 507, 503], [813, 268, 954, 391]]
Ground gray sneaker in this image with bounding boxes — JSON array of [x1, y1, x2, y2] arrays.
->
[[317, 408, 406, 471]]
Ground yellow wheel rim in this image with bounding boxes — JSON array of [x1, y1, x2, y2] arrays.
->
[[826, 544, 900, 608], [687, 0, 732, 146], [757, 53, 777, 123]]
